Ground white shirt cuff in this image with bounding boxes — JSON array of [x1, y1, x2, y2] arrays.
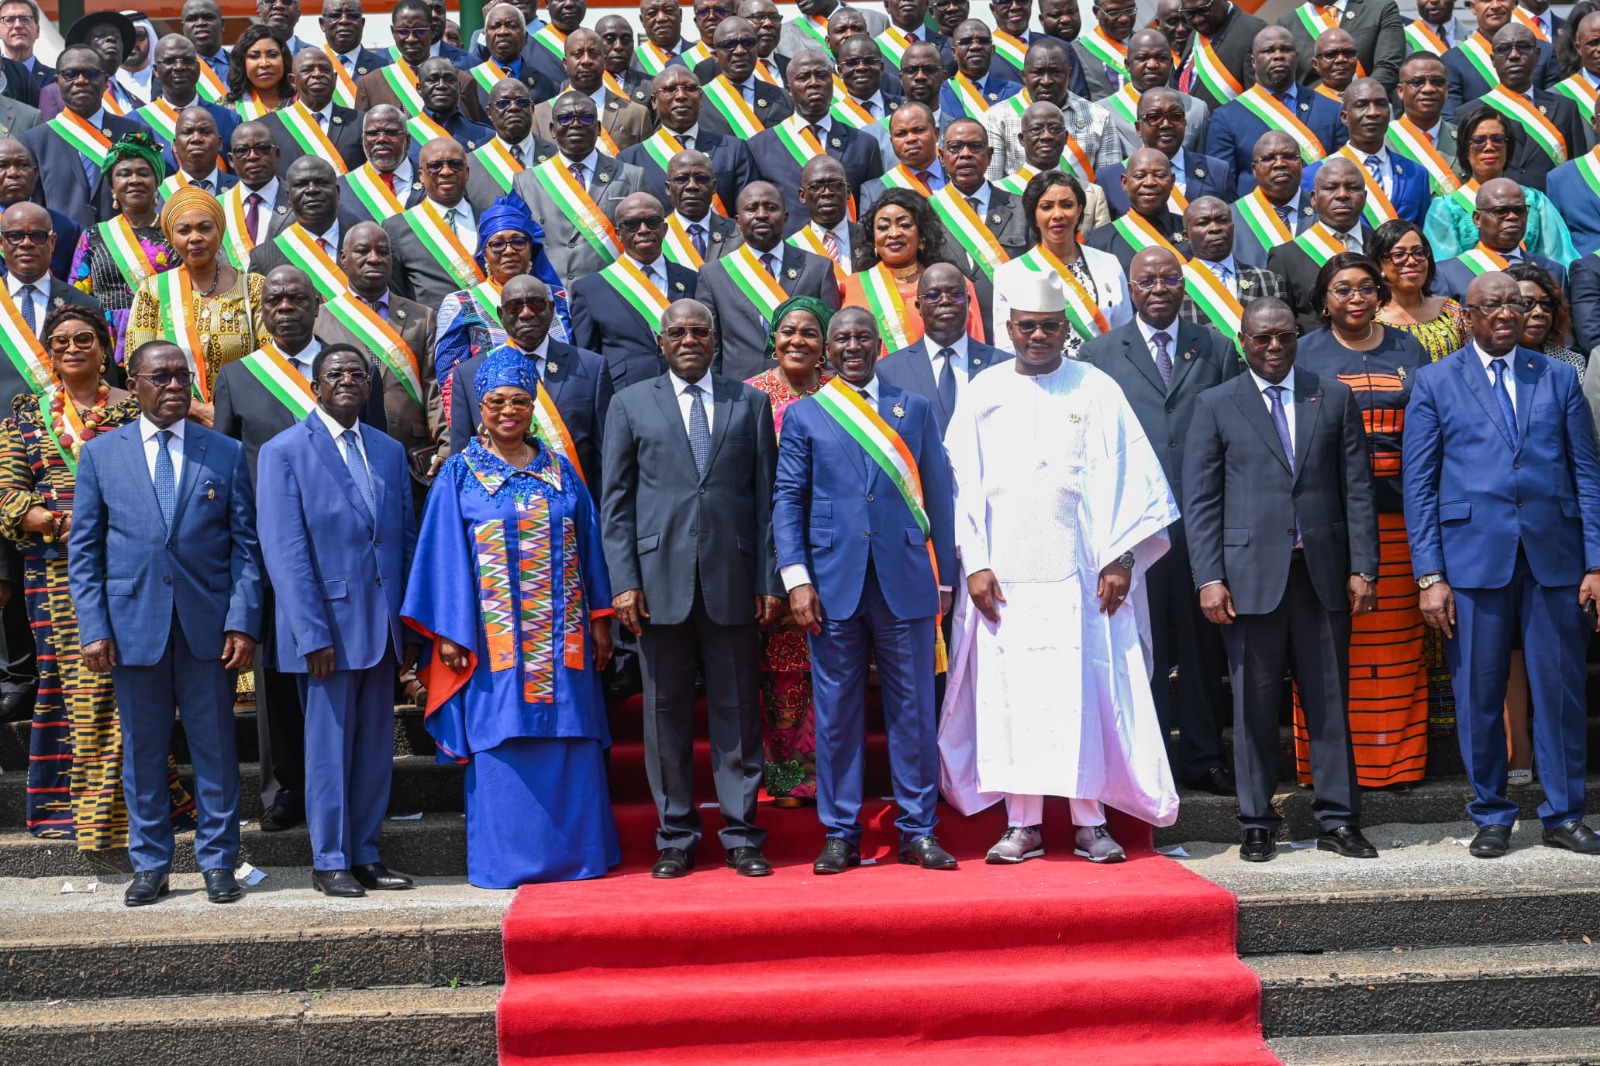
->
[[780, 564, 813, 592]]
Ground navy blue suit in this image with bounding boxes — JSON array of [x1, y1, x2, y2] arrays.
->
[[68, 422, 262, 875], [0, 206, 79, 282], [21, 112, 146, 231], [747, 120, 885, 235], [1546, 156, 1600, 258], [1567, 254, 1600, 353], [988, 30, 1087, 98], [1402, 346, 1600, 829], [1433, 252, 1567, 303], [936, 72, 1023, 123], [1205, 88, 1348, 196], [1302, 152, 1433, 225], [876, 337, 1009, 436], [772, 381, 955, 845], [569, 261, 698, 392], [1443, 37, 1554, 120], [256, 414, 418, 871], [617, 128, 756, 228], [1100, 152, 1236, 218]]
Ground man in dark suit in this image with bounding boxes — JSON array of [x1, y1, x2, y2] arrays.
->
[[1267, 158, 1373, 334], [533, 29, 654, 154], [257, 0, 310, 55], [620, 66, 756, 216], [832, 32, 902, 160], [0, 202, 102, 369], [596, 13, 655, 106], [382, 137, 496, 307], [319, 0, 392, 86], [938, 20, 1025, 121], [571, 192, 699, 391], [450, 274, 611, 495], [354, 0, 485, 123], [1434, 179, 1568, 301], [935, 117, 1030, 264], [1233, 131, 1317, 264], [696, 16, 795, 137], [520, 0, 586, 88], [1183, 296, 1380, 863], [1205, 27, 1348, 187], [256, 344, 421, 898], [466, 78, 559, 207], [164, 108, 238, 196], [339, 106, 428, 224], [471, 1, 559, 111], [416, 56, 497, 152], [249, 157, 364, 288], [790, 154, 864, 271], [1301, 79, 1432, 225], [879, 0, 951, 71], [1403, 270, 1600, 858], [750, 50, 885, 233], [1396, 52, 1459, 162], [773, 305, 958, 874], [601, 298, 783, 879], [878, 262, 1006, 435], [1083, 247, 1238, 795], [423, 0, 481, 70], [699, 180, 840, 380], [1280, 0, 1406, 93], [135, 35, 238, 156], [663, 150, 742, 270], [1109, 29, 1212, 155], [1444, 0, 1555, 119], [70, 341, 263, 907], [182, 0, 232, 87], [0, 141, 80, 281], [858, 103, 947, 214], [226, 122, 291, 268], [259, 47, 366, 177], [1087, 148, 1189, 273], [1181, 195, 1289, 327], [0, 0, 50, 92], [1176, 0, 1267, 111], [1484, 23, 1585, 192], [20, 45, 142, 231], [1101, 87, 1234, 217]]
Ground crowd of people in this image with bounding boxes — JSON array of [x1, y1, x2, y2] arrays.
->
[[2, 0, 1599, 902]]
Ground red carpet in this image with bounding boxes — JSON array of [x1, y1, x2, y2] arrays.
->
[[496, 698, 1279, 1064]]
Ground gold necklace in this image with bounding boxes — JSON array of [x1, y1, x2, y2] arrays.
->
[[889, 263, 920, 283]]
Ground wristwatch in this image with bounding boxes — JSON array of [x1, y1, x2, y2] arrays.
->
[[1418, 572, 1445, 590], [1357, 572, 1377, 584], [1116, 551, 1135, 570]]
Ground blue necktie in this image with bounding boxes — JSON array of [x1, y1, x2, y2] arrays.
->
[[1492, 358, 1519, 447], [341, 429, 376, 518], [936, 346, 957, 415], [17, 283, 37, 335], [80, 150, 98, 190], [154, 429, 176, 529], [686, 383, 711, 477]]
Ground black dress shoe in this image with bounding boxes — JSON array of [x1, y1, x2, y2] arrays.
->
[[1191, 767, 1237, 796], [1240, 829, 1276, 862], [311, 869, 366, 897], [1318, 825, 1379, 858], [124, 870, 169, 907], [812, 838, 861, 874], [1470, 824, 1512, 858], [898, 835, 959, 870], [203, 868, 243, 903], [725, 846, 773, 877], [0, 688, 32, 723], [1543, 820, 1600, 854], [651, 847, 694, 879], [258, 800, 303, 833], [352, 862, 415, 890]]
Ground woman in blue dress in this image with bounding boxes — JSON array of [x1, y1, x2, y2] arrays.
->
[[402, 350, 619, 889]]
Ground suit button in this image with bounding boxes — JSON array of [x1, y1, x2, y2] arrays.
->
[[1286, 528, 1296, 536], [376, 577, 383, 587], [698, 487, 705, 494], [1169, 441, 1177, 448], [1513, 462, 1521, 469], [690, 529, 698, 537], [163, 575, 172, 585], [863, 530, 871, 537], [866, 493, 874, 502]]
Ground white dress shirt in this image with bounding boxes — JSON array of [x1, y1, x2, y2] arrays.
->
[[5, 272, 48, 334], [316, 407, 372, 478], [281, 337, 322, 382], [1475, 340, 1518, 416], [561, 148, 602, 179], [1355, 145, 1393, 196], [669, 369, 715, 436], [952, 180, 991, 218], [628, 253, 667, 296], [186, 166, 225, 192], [809, 219, 852, 264], [430, 197, 477, 249], [922, 333, 969, 402], [306, 219, 341, 256], [1197, 254, 1239, 295], [242, 175, 280, 206], [139, 415, 186, 485], [670, 123, 702, 150], [389, 158, 417, 188], [854, 90, 889, 119], [1249, 365, 1297, 440]]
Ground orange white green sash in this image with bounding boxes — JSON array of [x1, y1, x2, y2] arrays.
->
[[401, 201, 487, 290], [1458, 242, 1511, 274], [157, 170, 193, 202], [726, 244, 790, 323], [1182, 260, 1244, 340], [408, 109, 451, 147], [322, 293, 425, 404], [879, 164, 933, 196], [0, 286, 51, 395], [1481, 85, 1567, 164], [661, 213, 705, 270], [1457, 33, 1499, 89], [1105, 82, 1140, 125], [529, 158, 622, 262], [950, 72, 994, 116], [829, 78, 876, 128], [703, 74, 765, 137], [136, 97, 180, 142], [1405, 18, 1448, 54], [993, 29, 1030, 71], [1511, 7, 1551, 42], [196, 57, 227, 104], [278, 101, 349, 174], [812, 376, 934, 558], [1237, 85, 1326, 161], [1552, 72, 1599, 123], [473, 139, 525, 194], [1292, 222, 1347, 267], [235, 90, 272, 121], [876, 25, 913, 69], [322, 45, 359, 107], [531, 24, 567, 60], [794, 13, 831, 54], [1017, 245, 1108, 340], [1336, 145, 1399, 227], [1186, 35, 1243, 103], [468, 279, 504, 328], [1168, 185, 1190, 216], [346, 162, 407, 220], [152, 269, 210, 400], [1574, 147, 1600, 205], [681, 39, 713, 67], [599, 256, 671, 330], [788, 225, 851, 279], [633, 40, 676, 77], [773, 115, 827, 169], [1386, 115, 1461, 195], [219, 183, 258, 269], [928, 185, 1008, 281], [379, 58, 429, 118], [995, 163, 1038, 195], [470, 56, 512, 98], [48, 110, 112, 171], [532, 378, 584, 484], [98, 215, 162, 290], [1449, 176, 1482, 215], [1292, 4, 1367, 75], [38, 385, 93, 472], [239, 342, 317, 418], [275, 223, 350, 300], [1236, 187, 1295, 252], [1111, 210, 1180, 256], [1314, 83, 1342, 102], [100, 86, 129, 116], [1077, 27, 1128, 83], [857, 264, 915, 350]]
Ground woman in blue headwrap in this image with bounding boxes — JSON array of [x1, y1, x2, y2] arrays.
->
[[435, 196, 571, 434], [402, 349, 618, 889]]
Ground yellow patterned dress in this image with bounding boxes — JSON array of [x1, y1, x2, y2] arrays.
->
[[0, 394, 196, 850], [124, 270, 268, 395]]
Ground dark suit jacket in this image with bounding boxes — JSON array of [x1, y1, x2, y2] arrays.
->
[[260, 104, 367, 178], [990, 30, 1087, 98], [1182, 368, 1378, 615], [1499, 90, 1588, 193], [1100, 153, 1236, 218], [877, 336, 1008, 435], [1281, 0, 1407, 92], [471, 49, 561, 110], [464, 134, 561, 209], [2, 56, 38, 109], [340, 46, 393, 81], [1433, 251, 1568, 303], [1265, 224, 1374, 333], [1205, 89, 1349, 192], [136, 98, 238, 159], [1178, 262, 1288, 326], [748, 121, 885, 235], [697, 244, 842, 380], [1231, 195, 1318, 268], [447, 340, 613, 495], [1566, 255, 1600, 352], [618, 127, 757, 219], [600, 372, 783, 625], [0, 206, 80, 282], [694, 75, 794, 137], [247, 208, 367, 279], [1178, 7, 1267, 111], [0, 279, 100, 401], [21, 112, 145, 231], [520, 36, 569, 94], [932, 186, 1030, 342], [1443, 36, 1555, 120], [1085, 210, 1190, 273], [1302, 152, 1433, 225], [570, 261, 699, 391], [337, 166, 428, 226], [379, 208, 490, 310], [352, 66, 486, 124], [1081, 318, 1240, 503]]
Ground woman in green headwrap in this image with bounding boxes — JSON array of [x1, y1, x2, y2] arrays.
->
[[70, 130, 177, 368], [746, 296, 834, 805]]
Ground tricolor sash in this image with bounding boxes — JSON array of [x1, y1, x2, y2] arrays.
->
[[345, 163, 407, 219], [235, 90, 272, 121], [470, 56, 512, 98], [1186, 35, 1244, 103], [401, 201, 487, 290], [638, 128, 728, 215], [1386, 116, 1461, 194], [98, 215, 163, 290], [1511, 7, 1551, 42], [157, 170, 193, 202], [993, 29, 1029, 71], [1552, 72, 1599, 123], [0, 287, 51, 395], [38, 386, 93, 473], [1336, 145, 1399, 227], [788, 225, 851, 280], [994, 163, 1038, 195], [1292, 222, 1347, 267], [278, 102, 348, 175], [219, 183, 259, 269], [152, 269, 211, 400], [379, 58, 429, 118], [531, 24, 567, 60], [408, 109, 451, 147], [811, 376, 934, 553], [1314, 83, 1342, 102], [1237, 85, 1326, 161], [726, 244, 790, 324], [1574, 147, 1600, 206], [1016, 244, 1110, 341], [599, 257, 671, 331], [1169, 185, 1190, 215], [1236, 187, 1295, 252], [1077, 27, 1128, 84], [1182, 260, 1244, 340], [754, 58, 782, 87], [829, 78, 876, 129], [876, 25, 912, 69], [136, 97, 179, 142], [794, 14, 831, 54], [1111, 211, 1179, 256], [858, 264, 916, 350], [1449, 177, 1482, 215], [661, 213, 705, 270], [773, 115, 827, 170], [322, 45, 359, 107], [879, 164, 933, 196], [1458, 242, 1511, 274], [532, 379, 585, 485], [1481, 84, 1568, 164], [100, 86, 129, 116], [196, 58, 227, 104], [322, 293, 425, 404], [703, 75, 766, 137], [1457, 34, 1499, 90], [927, 185, 1009, 281], [239, 343, 317, 419], [48, 110, 111, 172], [472, 139, 525, 194], [469, 279, 505, 327], [633, 40, 676, 78], [1105, 83, 1140, 125], [529, 158, 622, 262], [1404, 18, 1448, 54], [275, 223, 350, 300], [681, 40, 713, 68], [950, 72, 994, 116], [1293, 4, 1368, 75]]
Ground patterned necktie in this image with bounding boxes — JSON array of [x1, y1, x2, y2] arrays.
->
[[245, 192, 263, 242], [444, 206, 459, 235], [822, 229, 841, 263], [509, 142, 524, 165], [1267, 385, 1294, 472], [16, 282, 36, 334], [915, 169, 933, 189], [194, 177, 211, 193], [1274, 204, 1293, 229], [688, 222, 707, 258], [341, 429, 376, 518], [154, 429, 176, 529], [569, 160, 587, 186], [1364, 154, 1383, 191], [1491, 358, 1519, 446], [686, 382, 711, 477], [936, 346, 957, 414], [80, 146, 99, 189], [1152, 330, 1173, 388]]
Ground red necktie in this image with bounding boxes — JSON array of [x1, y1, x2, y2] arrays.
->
[[380, 171, 397, 194]]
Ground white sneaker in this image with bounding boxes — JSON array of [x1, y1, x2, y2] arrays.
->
[[1073, 824, 1126, 864], [1508, 769, 1533, 789], [985, 825, 1044, 864]]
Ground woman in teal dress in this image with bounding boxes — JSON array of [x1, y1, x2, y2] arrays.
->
[[402, 350, 618, 889]]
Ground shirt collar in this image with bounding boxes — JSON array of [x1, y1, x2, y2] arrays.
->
[[588, 85, 608, 113], [675, 122, 701, 144], [1170, 146, 1187, 173], [84, 108, 106, 127], [1474, 340, 1517, 369], [1249, 367, 1294, 395], [1136, 316, 1179, 349], [627, 252, 664, 276], [924, 334, 969, 363], [315, 405, 361, 442], [670, 369, 711, 395], [245, 176, 280, 203], [673, 210, 708, 232], [427, 197, 472, 223], [853, 375, 881, 403], [564, 147, 601, 170], [1200, 252, 1238, 275], [140, 415, 186, 443], [282, 336, 322, 366], [5, 272, 44, 297], [1585, 68, 1600, 90], [390, 158, 415, 185], [504, 335, 552, 360]]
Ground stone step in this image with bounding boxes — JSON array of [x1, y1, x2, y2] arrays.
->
[[1270, 1028, 1600, 1065], [0, 985, 499, 1065]]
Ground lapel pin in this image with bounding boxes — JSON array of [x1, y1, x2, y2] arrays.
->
[[1302, 205, 1315, 216], [831, 137, 842, 147], [972, 357, 983, 366], [1307, 395, 1319, 403], [786, 267, 798, 278], [358, 66, 367, 75], [712, 231, 723, 241], [467, 140, 477, 149], [1184, 349, 1194, 359], [674, 281, 685, 291], [547, 361, 559, 373], [757, 98, 768, 108], [207, 487, 215, 499], [396, 308, 407, 319], [892, 401, 905, 417], [1195, 166, 1206, 178], [1539, 105, 1548, 114], [987, 92, 998, 101], [1241, 277, 1253, 288], [599, 170, 611, 182], [1397, 366, 1407, 379], [991, 213, 1002, 223], [1299, 102, 1309, 112], [333, 115, 343, 125]]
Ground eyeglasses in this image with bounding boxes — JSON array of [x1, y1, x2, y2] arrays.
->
[[555, 112, 597, 127], [502, 297, 549, 315], [992, 0, 1028, 7], [618, 214, 666, 232], [481, 234, 531, 256], [0, 228, 50, 245], [55, 67, 104, 82], [47, 331, 99, 352], [1466, 299, 1533, 315], [716, 34, 758, 51], [1138, 110, 1186, 126], [1400, 75, 1447, 89], [321, 369, 371, 383], [1132, 273, 1184, 291], [1094, 3, 1140, 16], [1329, 283, 1379, 300], [1526, 296, 1558, 312], [1178, 2, 1213, 21], [1493, 41, 1537, 55], [1316, 48, 1359, 62], [696, 5, 732, 18], [322, 9, 362, 20], [1468, 133, 1507, 149], [919, 288, 969, 304], [0, 13, 38, 24], [837, 56, 881, 70], [804, 177, 848, 191], [1244, 330, 1297, 347], [492, 96, 532, 111], [668, 172, 714, 186], [482, 395, 533, 412], [600, 32, 633, 43], [1255, 150, 1300, 165], [900, 63, 943, 77], [1479, 204, 1529, 219], [954, 34, 993, 47], [1011, 318, 1064, 336], [744, 11, 780, 23], [1385, 246, 1428, 263], [423, 158, 466, 172], [942, 139, 987, 155], [392, 26, 431, 39], [138, 369, 195, 388], [663, 325, 713, 341]]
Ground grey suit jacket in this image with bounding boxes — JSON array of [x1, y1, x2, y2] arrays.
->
[[0, 95, 40, 139], [698, 244, 842, 381], [600, 372, 783, 627], [775, 6, 887, 59], [533, 88, 654, 153], [1281, 0, 1407, 93], [692, 212, 743, 266], [510, 153, 646, 287], [379, 212, 489, 311], [1072, 39, 1124, 103], [1111, 91, 1210, 156]]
